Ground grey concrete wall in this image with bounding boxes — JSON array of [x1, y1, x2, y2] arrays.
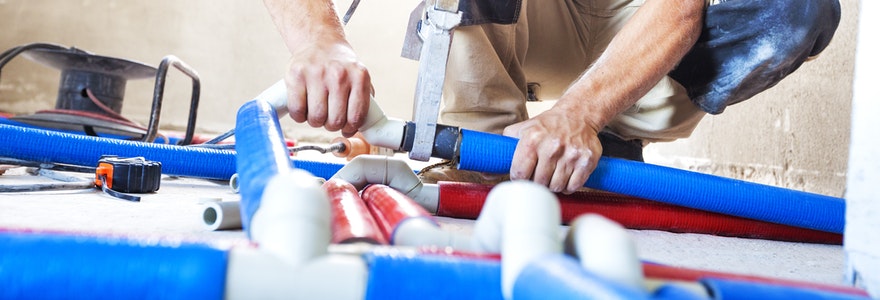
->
[[0, 0, 857, 196]]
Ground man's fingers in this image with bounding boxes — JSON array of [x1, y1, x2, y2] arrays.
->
[[325, 66, 350, 132], [305, 68, 329, 128], [532, 143, 558, 187], [564, 155, 594, 194], [347, 66, 372, 130], [510, 138, 538, 182], [549, 155, 575, 193], [502, 123, 523, 138], [286, 70, 308, 123]]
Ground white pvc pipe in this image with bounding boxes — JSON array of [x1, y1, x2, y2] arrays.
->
[[227, 168, 368, 299], [201, 200, 242, 231], [359, 98, 407, 151], [331, 155, 439, 213], [250, 169, 331, 267], [393, 217, 474, 249], [225, 240, 367, 300], [229, 173, 239, 193], [256, 79, 290, 115], [567, 214, 645, 291], [258, 79, 407, 151], [471, 181, 562, 300]]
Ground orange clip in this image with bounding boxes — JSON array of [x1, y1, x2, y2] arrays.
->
[[95, 162, 114, 188]]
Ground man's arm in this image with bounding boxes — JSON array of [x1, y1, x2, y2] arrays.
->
[[263, 0, 372, 137], [503, 0, 704, 194]]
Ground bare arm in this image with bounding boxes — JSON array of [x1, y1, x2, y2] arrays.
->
[[504, 0, 704, 193], [263, 0, 372, 136]]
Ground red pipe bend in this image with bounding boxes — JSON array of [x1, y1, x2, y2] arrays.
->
[[322, 179, 386, 245], [361, 184, 438, 242]]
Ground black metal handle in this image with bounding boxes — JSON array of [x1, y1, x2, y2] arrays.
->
[[144, 55, 201, 145]]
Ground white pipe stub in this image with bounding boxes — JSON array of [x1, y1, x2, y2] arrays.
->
[[201, 200, 242, 231]]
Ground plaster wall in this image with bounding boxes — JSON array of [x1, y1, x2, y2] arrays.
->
[[0, 0, 858, 196]]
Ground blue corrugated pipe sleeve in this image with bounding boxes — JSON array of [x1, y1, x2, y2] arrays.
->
[[651, 284, 709, 300], [512, 254, 650, 300], [0, 124, 235, 180], [234, 100, 294, 233], [0, 231, 228, 300], [701, 278, 870, 300], [0, 116, 185, 144], [234, 100, 345, 233], [457, 129, 845, 234], [365, 252, 503, 300]]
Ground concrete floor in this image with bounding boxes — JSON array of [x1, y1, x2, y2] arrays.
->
[[0, 154, 847, 288]]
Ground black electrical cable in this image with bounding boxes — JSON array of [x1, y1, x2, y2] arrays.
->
[[98, 174, 140, 202], [0, 157, 96, 173], [0, 42, 72, 77]]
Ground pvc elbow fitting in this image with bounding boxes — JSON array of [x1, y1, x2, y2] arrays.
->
[[471, 181, 562, 299], [331, 155, 439, 213], [565, 214, 645, 291], [256, 80, 290, 116], [358, 99, 407, 151], [250, 169, 331, 267]]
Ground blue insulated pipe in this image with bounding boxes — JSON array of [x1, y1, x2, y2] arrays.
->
[[0, 116, 187, 145], [457, 129, 845, 234], [512, 254, 650, 300], [234, 99, 295, 233], [365, 252, 503, 300], [0, 124, 235, 180], [0, 231, 228, 300], [650, 284, 708, 300], [700, 278, 870, 300], [234, 99, 345, 233]]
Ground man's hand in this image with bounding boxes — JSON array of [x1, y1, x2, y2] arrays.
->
[[264, 0, 372, 137], [501, 0, 703, 194], [503, 105, 603, 194], [284, 41, 372, 137]]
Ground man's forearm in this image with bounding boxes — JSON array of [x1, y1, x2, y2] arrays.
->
[[559, 0, 704, 130], [263, 0, 349, 54]]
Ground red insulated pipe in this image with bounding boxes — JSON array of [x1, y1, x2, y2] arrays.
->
[[436, 182, 842, 245], [361, 184, 439, 243], [643, 263, 869, 297], [417, 247, 502, 261], [322, 179, 387, 245]]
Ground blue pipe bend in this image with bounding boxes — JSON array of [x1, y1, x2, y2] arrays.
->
[[457, 129, 845, 234]]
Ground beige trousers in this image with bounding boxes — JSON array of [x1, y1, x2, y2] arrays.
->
[[441, 0, 706, 143]]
